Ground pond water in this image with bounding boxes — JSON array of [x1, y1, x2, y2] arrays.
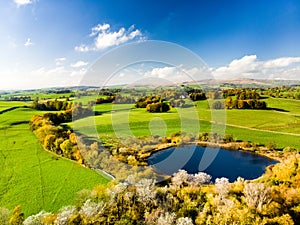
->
[[147, 145, 277, 182]]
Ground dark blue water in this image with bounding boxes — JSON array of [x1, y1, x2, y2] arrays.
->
[[147, 145, 277, 182]]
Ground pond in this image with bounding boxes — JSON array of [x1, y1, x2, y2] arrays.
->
[[147, 145, 278, 182]]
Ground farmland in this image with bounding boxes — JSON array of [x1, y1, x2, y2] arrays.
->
[[72, 96, 300, 149], [0, 103, 110, 217], [1, 86, 300, 220]]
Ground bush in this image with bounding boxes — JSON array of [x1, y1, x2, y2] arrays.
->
[[266, 142, 276, 150], [283, 146, 299, 153], [146, 102, 170, 113]]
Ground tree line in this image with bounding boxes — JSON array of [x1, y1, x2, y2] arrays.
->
[[29, 111, 84, 163], [136, 96, 170, 112], [263, 86, 300, 99], [210, 89, 267, 110], [31, 98, 73, 111], [3, 96, 32, 101]]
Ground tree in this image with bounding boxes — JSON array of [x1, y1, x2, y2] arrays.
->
[[215, 177, 230, 201], [176, 217, 194, 225], [156, 212, 176, 225], [191, 172, 211, 186], [55, 206, 77, 225], [43, 134, 56, 152], [0, 208, 11, 225], [60, 140, 74, 158], [211, 101, 224, 110], [9, 205, 24, 225], [146, 102, 170, 113], [136, 179, 157, 211], [23, 211, 50, 225], [244, 183, 271, 212], [79, 199, 105, 222], [172, 170, 190, 188], [266, 142, 276, 150]]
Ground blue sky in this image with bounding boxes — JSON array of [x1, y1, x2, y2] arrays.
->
[[1, 0, 300, 89]]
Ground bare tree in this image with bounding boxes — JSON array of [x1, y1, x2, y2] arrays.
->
[[244, 183, 271, 212], [215, 177, 231, 200], [79, 199, 105, 221], [171, 169, 190, 188], [55, 206, 77, 225], [176, 217, 194, 225], [157, 212, 176, 225], [136, 178, 157, 210], [189, 172, 211, 186]]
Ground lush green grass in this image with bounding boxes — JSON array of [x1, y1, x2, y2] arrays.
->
[[0, 106, 110, 216], [0, 101, 28, 111], [225, 109, 300, 133], [73, 103, 216, 138], [224, 124, 300, 149], [264, 97, 300, 114], [1, 95, 299, 216], [73, 97, 300, 149], [0, 91, 75, 101]]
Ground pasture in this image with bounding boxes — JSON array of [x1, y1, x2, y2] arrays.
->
[[1, 94, 299, 216], [0, 104, 110, 216], [72, 97, 300, 149]]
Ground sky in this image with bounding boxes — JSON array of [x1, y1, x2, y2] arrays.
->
[[1, 0, 300, 90]]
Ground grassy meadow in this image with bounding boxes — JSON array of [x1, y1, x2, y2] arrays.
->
[[0, 103, 110, 216], [73, 97, 300, 149], [0, 91, 299, 217]]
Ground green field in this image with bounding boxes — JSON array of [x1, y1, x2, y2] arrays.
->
[[0, 104, 110, 216], [1, 95, 299, 217], [0, 101, 27, 111], [73, 97, 300, 149]]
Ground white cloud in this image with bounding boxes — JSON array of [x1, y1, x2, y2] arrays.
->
[[55, 57, 66, 66], [70, 68, 87, 77], [75, 23, 144, 52], [14, 0, 34, 6], [264, 57, 300, 68], [74, 44, 90, 52], [24, 38, 34, 46], [212, 55, 300, 80], [90, 23, 110, 37], [142, 66, 208, 82], [70, 60, 88, 68], [144, 66, 177, 78]]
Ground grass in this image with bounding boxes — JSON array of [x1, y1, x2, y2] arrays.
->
[[0, 105, 110, 216], [1, 95, 299, 216], [0, 90, 75, 101], [0, 101, 27, 111], [225, 109, 300, 133], [264, 97, 300, 114], [72, 97, 300, 149], [73, 103, 215, 138]]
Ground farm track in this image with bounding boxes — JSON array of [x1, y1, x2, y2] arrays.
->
[[36, 142, 45, 207], [50, 165, 73, 207]]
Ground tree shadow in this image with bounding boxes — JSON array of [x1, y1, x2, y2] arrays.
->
[[267, 107, 289, 112], [10, 121, 29, 126]]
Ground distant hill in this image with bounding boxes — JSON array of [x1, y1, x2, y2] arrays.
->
[[195, 78, 300, 88], [1, 78, 300, 93]]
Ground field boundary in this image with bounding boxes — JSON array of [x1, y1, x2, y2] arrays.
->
[[0, 106, 20, 114]]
